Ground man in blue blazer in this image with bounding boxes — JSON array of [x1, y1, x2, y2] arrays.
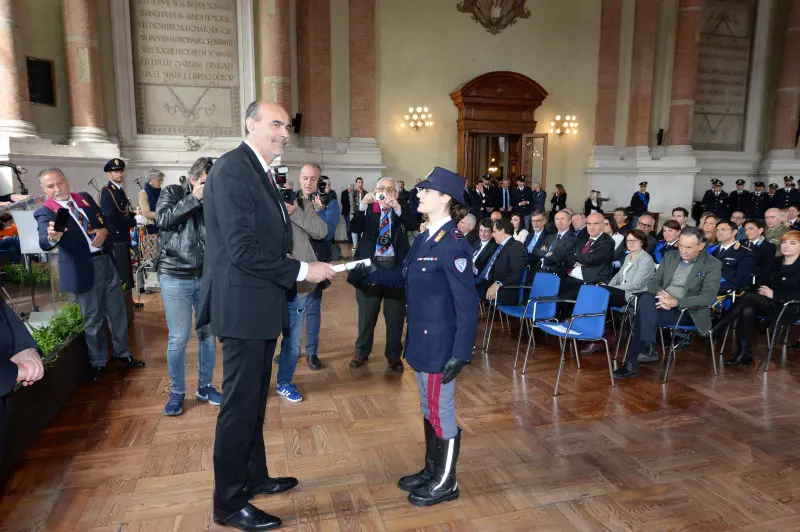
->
[[522, 210, 550, 270], [34, 169, 144, 382]]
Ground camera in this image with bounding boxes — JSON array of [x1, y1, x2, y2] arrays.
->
[[376, 192, 387, 202], [311, 175, 332, 206], [273, 165, 296, 203]]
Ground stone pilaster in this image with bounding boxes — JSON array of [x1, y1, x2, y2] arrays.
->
[[259, 0, 291, 109], [0, 0, 37, 138], [296, 0, 332, 137], [625, 0, 659, 149], [593, 0, 623, 147], [349, 0, 375, 139], [666, 0, 703, 149], [770, 0, 800, 150]]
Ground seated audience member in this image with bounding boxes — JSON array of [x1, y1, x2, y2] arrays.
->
[[0, 213, 21, 263], [536, 209, 578, 276], [523, 210, 550, 269], [635, 213, 658, 255], [614, 208, 633, 236], [510, 213, 528, 243], [713, 220, 755, 294], [559, 212, 615, 298], [472, 217, 498, 275], [710, 231, 800, 366], [458, 213, 478, 246], [605, 217, 627, 268], [742, 219, 776, 285], [654, 220, 681, 264], [765, 208, 790, 256], [571, 213, 587, 241], [700, 213, 720, 254], [731, 210, 746, 240], [490, 210, 503, 223], [613, 227, 722, 379], [658, 206, 690, 240], [477, 219, 526, 305]]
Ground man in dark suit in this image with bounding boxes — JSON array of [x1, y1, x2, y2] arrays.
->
[[493, 177, 513, 217], [511, 176, 533, 222], [197, 101, 335, 530], [340, 185, 351, 239], [559, 212, 615, 298], [457, 213, 478, 247], [471, 217, 498, 275], [469, 181, 493, 220], [522, 210, 550, 270], [773, 175, 800, 210], [350, 177, 419, 372], [636, 213, 658, 255], [729, 179, 751, 215], [478, 219, 526, 306], [35, 169, 145, 382], [536, 209, 578, 276], [571, 213, 588, 243]]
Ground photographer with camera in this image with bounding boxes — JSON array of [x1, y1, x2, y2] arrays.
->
[[274, 164, 331, 402], [309, 174, 341, 263]]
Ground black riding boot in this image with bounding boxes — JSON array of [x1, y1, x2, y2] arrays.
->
[[726, 338, 753, 366], [408, 430, 461, 507], [398, 418, 436, 491]]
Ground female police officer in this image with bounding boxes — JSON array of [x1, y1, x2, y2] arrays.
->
[[348, 167, 479, 507]]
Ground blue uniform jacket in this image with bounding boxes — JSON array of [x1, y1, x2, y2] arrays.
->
[[100, 182, 136, 246], [713, 241, 755, 293], [34, 192, 109, 294], [363, 219, 479, 374]]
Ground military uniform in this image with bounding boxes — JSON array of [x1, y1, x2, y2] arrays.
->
[[767, 183, 778, 208], [729, 179, 751, 215], [701, 179, 729, 217], [629, 181, 650, 216], [713, 241, 755, 293], [99, 158, 136, 247], [772, 176, 800, 210], [352, 167, 479, 508], [748, 182, 769, 219]]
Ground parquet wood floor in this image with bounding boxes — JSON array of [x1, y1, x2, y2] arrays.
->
[[4, 270, 800, 531]]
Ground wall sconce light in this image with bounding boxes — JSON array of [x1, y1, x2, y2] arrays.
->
[[550, 114, 579, 136], [402, 106, 434, 130]]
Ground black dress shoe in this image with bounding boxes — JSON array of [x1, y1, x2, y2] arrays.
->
[[89, 366, 105, 381], [307, 355, 322, 371], [249, 476, 299, 496], [213, 503, 282, 531], [388, 359, 405, 373], [349, 356, 367, 369], [612, 361, 639, 380], [726, 341, 753, 366], [113, 355, 146, 368]]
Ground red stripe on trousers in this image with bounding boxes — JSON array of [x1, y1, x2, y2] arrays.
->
[[428, 373, 443, 438]]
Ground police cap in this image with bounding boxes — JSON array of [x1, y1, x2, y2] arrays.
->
[[416, 167, 468, 206], [785, 175, 795, 183], [639, 181, 648, 186], [711, 178, 724, 186], [104, 158, 125, 172], [754, 181, 765, 187], [769, 183, 779, 190]]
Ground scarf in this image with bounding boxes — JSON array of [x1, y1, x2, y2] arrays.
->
[[144, 182, 161, 212]]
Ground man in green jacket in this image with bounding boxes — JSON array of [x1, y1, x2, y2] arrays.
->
[[614, 226, 722, 379]]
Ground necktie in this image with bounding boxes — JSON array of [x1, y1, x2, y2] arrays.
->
[[376, 207, 392, 255], [477, 244, 504, 283], [527, 233, 539, 253], [67, 201, 91, 235], [548, 233, 562, 252], [568, 239, 593, 274], [503, 189, 509, 209]]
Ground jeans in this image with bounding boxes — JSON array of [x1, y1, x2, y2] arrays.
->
[[160, 274, 216, 395], [277, 288, 322, 386]]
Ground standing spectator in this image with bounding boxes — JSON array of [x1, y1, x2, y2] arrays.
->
[[550, 184, 567, 220], [773, 175, 800, 210], [350, 177, 366, 251], [349, 178, 418, 372], [531, 181, 546, 213], [35, 169, 145, 381], [585, 190, 603, 215], [511, 176, 533, 227], [397, 180, 410, 206], [137, 168, 164, 235], [99, 158, 137, 258], [729, 179, 751, 215], [156, 157, 220, 416], [341, 184, 352, 239], [701, 178, 729, 217], [748, 181, 769, 219], [494, 177, 513, 217], [629, 182, 650, 216]]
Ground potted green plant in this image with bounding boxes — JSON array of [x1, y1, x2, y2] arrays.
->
[[0, 303, 88, 482], [1, 262, 50, 288]]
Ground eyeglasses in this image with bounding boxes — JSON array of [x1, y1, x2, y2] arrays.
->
[[376, 186, 396, 193], [625, 239, 641, 244], [638, 222, 653, 228]]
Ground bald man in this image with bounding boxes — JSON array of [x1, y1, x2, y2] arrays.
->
[[559, 212, 616, 299]]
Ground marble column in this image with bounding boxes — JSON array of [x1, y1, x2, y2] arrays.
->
[[0, 0, 37, 137], [770, 0, 800, 150], [296, 0, 332, 137], [259, 0, 291, 109], [625, 0, 659, 150], [349, 0, 375, 139], [593, 0, 623, 147], [63, 0, 108, 143], [666, 0, 703, 150]]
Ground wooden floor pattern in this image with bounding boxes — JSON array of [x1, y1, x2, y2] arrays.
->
[[4, 273, 800, 531]]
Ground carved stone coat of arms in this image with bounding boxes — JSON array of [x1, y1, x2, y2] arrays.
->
[[456, 0, 531, 35]]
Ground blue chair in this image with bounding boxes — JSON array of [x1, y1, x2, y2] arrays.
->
[[657, 305, 718, 382], [535, 285, 614, 396], [482, 268, 529, 354]]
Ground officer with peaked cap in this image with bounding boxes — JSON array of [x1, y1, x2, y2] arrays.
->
[[702, 178, 729, 217], [773, 175, 800, 209], [768, 183, 779, 207], [729, 178, 751, 215], [348, 166, 479, 508], [100, 158, 136, 249], [748, 181, 769, 219], [629, 181, 650, 216]]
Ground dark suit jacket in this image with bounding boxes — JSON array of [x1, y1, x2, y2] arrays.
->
[[537, 231, 578, 276], [570, 233, 615, 283], [511, 187, 533, 216], [197, 142, 300, 340], [353, 202, 418, 264], [472, 238, 498, 274], [0, 298, 38, 397], [741, 238, 776, 286], [522, 229, 550, 268], [100, 182, 136, 245], [34, 192, 109, 294], [464, 229, 479, 247], [493, 187, 514, 211], [488, 238, 526, 305], [340, 190, 351, 218]]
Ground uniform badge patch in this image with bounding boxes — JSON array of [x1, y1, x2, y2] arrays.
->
[[454, 258, 467, 273]]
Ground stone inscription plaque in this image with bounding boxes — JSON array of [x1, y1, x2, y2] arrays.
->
[[692, 0, 755, 151], [130, 0, 240, 136]]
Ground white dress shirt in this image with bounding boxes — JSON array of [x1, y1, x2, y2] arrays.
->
[[243, 139, 308, 282], [425, 216, 451, 240], [55, 198, 102, 253]]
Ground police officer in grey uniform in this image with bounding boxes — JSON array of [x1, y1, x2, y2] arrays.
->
[[348, 167, 479, 507]]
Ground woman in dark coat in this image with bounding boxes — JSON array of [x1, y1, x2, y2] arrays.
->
[[550, 184, 567, 220]]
